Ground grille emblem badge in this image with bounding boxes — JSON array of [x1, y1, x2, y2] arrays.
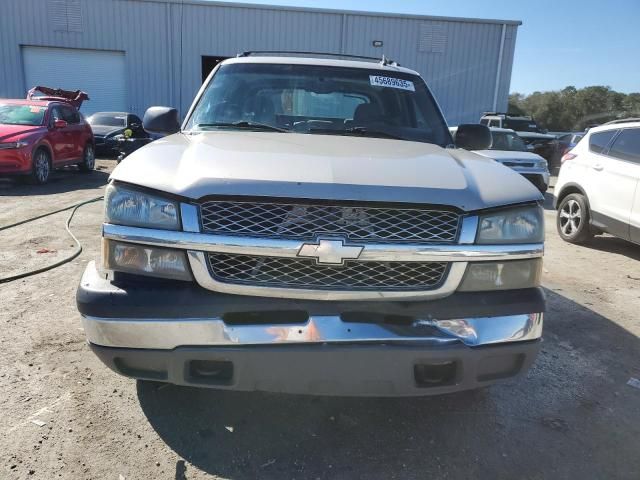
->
[[297, 238, 364, 265]]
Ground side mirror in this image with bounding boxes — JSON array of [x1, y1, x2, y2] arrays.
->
[[53, 119, 68, 129], [454, 124, 492, 150], [143, 107, 180, 136]]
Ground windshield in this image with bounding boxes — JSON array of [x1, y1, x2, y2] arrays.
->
[[88, 114, 127, 127], [185, 63, 452, 146], [0, 104, 46, 126], [490, 131, 528, 151]]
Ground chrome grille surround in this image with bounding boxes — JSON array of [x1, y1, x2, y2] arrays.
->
[[199, 199, 461, 243], [101, 203, 544, 301], [207, 253, 449, 291]]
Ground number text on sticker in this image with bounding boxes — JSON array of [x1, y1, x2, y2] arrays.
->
[[369, 76, 415, 92]]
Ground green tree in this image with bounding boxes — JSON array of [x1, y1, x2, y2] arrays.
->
[[509, 86, 640, 131]]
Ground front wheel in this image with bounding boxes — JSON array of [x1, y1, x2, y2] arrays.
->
[[28, 149, 51, 185], [556, 193, 593, 243], [78, 144, 95, 172]]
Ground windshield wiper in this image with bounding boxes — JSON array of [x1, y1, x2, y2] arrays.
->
[[308, 126, 405, 141], [194, 121, 288, 133]]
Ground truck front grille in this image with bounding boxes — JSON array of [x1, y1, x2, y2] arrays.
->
[[207, 253, 449, 291], [199, 200, 460, 244]]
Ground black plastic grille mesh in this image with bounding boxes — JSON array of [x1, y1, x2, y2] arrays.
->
[[207, 253, 448, 291], [199, 200, 460, 243]]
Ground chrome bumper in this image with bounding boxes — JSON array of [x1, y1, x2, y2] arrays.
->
[[82, 312, 543, 350]]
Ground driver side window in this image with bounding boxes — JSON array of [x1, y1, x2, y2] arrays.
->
[[49, 106, 63, 127]]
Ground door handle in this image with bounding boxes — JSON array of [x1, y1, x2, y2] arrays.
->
[[592, 164, 604, 171]]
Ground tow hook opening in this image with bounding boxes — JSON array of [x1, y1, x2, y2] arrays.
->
[[414, 361, 459, 387], [187, 359, 234, 385]]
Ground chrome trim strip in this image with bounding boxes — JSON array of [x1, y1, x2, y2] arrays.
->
[[82, 313, 543, 350], [102, 223, 544, 262], [188, 250, 467, 300], [180, 203, 200, 232], [459, 215, 479, 244]]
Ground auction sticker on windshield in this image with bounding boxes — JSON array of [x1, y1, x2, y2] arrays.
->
[[369, 76, 415, 91]]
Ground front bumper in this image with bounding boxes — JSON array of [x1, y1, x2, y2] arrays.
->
[[90, 341, 540, 396], [0, 147, 32, 175], [78, 261, 544, 395], [507, 167, 550, 188]]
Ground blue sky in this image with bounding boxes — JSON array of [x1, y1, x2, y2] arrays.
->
[[225, 0, 640, 94]]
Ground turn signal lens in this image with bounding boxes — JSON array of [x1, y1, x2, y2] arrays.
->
[[561, 153, 577, 163], [458, 259, 543, 292], [103, 240, 192, 281]]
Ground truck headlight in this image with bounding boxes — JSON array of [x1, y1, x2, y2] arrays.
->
[[105, 183, 179, 230], [476, 205, 544, 244], [103, 239, 192, 281]]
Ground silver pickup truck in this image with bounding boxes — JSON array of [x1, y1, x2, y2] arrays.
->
[[77, 53, 545, 396]]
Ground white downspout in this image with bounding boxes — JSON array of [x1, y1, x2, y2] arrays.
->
[[492, 24, 507, 112]]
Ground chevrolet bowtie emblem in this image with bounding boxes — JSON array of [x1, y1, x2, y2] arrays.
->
[[297, 238, 364, 265]]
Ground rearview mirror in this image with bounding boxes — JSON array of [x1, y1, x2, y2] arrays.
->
[[454, 124, 492, 150], [53, 119, 68, 129], [143, 107, 180, 136]]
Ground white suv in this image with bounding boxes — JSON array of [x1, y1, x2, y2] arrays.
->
[[554, 119, 640, 244]]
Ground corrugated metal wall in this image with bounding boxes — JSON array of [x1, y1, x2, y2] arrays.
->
[[0, 0, 519, 125]]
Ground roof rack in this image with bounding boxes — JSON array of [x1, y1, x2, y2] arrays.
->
[[236, 51, 400, 66], [603, 118, 640, 125], [482, 111, 534, 119]]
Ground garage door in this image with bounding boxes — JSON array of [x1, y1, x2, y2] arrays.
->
[[22, 46, 126, 115]]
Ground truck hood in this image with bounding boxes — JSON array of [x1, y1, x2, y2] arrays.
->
[[474, 150, 545, 162], [0, 124, 44, 142], [110, 131, 542, 212]]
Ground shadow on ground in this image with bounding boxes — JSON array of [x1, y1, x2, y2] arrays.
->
[[0, 165, 110, 196], [582, 235, 640, 261], [137, 289, 640, 480]]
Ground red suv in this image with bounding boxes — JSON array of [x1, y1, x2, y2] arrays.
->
[[0, 87, 95, 184]]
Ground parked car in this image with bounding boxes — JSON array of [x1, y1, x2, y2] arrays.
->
[[556, 131, 585, 159], [480, 112, 557, 162], [77, 53, 545, 396], [87, 111, 151, 157], [0, 87, 94, 184], [451, 127, 550, 192], [554, 119, 640, 244]]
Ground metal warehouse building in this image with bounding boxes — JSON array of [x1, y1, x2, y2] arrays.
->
[[0, 0, 520, 124]]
